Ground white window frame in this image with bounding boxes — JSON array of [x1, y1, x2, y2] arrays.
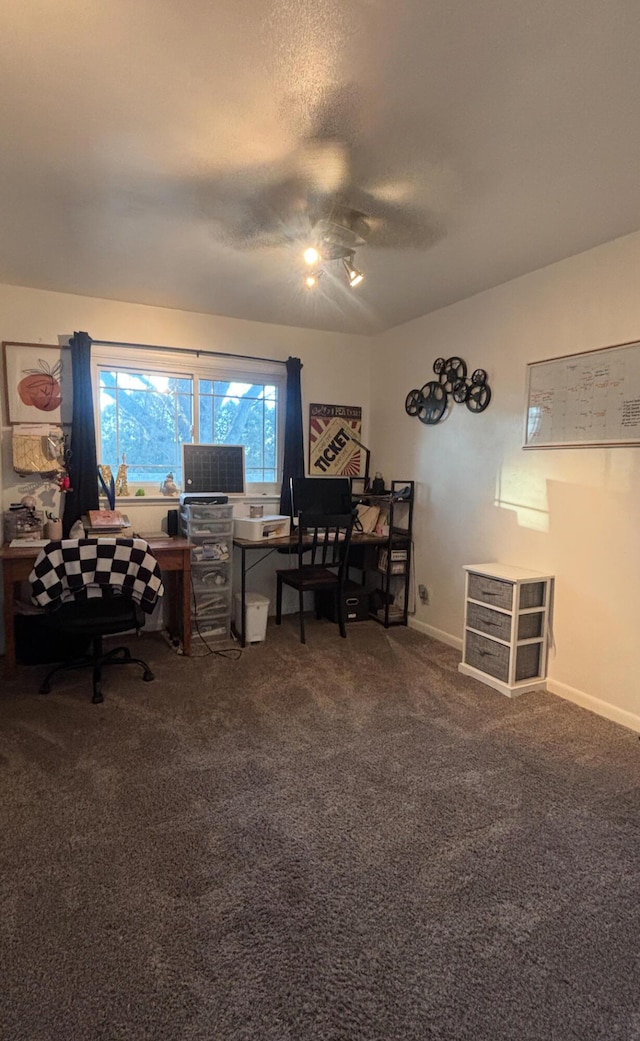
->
[[91, 344, 285, 499]]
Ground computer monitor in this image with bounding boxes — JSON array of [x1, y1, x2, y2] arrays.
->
[[290, 477, 352, 520]]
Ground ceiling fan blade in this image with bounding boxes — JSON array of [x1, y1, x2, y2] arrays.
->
[[358, 194, 445, 249]]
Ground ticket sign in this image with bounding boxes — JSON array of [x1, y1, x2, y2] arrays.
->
[[308, 403, 362, 476]]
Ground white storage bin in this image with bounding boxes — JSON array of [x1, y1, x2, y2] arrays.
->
[[234, 592, 269, 643]]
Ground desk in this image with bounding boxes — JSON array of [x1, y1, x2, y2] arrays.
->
[[0, 537, 193, 670], [232, 532, 388, 647]]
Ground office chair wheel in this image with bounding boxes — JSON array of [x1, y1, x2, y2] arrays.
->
[[143, 669, 155, 682]]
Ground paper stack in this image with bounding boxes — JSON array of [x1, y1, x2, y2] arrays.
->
[[83, 510, 131, 537]]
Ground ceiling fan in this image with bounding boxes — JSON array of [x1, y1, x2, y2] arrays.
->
[[199, 85, 446, 289]]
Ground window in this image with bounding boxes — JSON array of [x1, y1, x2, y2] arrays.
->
[[93, 347, 284, 493], [198, 380, 278, 483]]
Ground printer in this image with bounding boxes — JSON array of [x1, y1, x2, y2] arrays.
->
[[233, 515, 291, 541]]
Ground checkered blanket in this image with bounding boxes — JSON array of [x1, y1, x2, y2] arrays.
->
[[29, 538, 164, 614]]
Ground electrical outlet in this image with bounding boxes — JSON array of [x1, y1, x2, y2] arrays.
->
[[418, 584, 429, 604]]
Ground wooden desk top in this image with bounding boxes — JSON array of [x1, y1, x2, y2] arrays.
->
[[232, 531, 389, 549], [0, 536, 193, 561]]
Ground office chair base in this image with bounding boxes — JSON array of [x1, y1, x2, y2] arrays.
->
[[39, 642, 155, 703]]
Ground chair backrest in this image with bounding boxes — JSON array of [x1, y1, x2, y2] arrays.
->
[[296, 513, 354, 574], [29, 537, 164, 614]]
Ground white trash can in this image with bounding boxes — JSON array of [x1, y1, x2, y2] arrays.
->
[[234, 592, 270, 643]]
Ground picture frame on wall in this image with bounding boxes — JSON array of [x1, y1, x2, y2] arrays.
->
[[308, 402, 363, 477], [2, 341, 72, 424]]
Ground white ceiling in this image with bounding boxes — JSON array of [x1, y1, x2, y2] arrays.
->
[[1, 0, 640, 335]]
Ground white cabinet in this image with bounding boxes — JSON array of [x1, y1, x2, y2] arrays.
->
[[458, 563, 554, 697]]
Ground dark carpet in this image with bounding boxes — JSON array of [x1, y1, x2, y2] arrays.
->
[[1, 619, 639, 1041]]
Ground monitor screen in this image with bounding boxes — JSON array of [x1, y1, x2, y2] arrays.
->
[[290, 477, 352, 519]]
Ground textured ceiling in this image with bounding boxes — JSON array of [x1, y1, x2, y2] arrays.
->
[[1, 1, 640, 334]]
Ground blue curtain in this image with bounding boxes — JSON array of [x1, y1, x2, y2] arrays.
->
[[279, 357, 305, 518], [62, 331, 99, 536]]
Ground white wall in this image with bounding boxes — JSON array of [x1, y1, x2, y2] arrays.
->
[[371, 228, 640, 731], [0, 283, 371, 645]]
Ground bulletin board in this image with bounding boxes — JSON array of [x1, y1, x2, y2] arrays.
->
[[524, 339, 640, 449]]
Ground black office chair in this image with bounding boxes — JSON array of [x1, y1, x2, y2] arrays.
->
[[275, 512, 354, 644], [29, 538, 164, 704]]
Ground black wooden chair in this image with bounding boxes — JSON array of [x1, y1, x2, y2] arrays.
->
[[29, 538, 163, 704], [275, 512, 354, 644]]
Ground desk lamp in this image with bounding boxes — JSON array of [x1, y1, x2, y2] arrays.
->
[[346, 433, 371, 492]]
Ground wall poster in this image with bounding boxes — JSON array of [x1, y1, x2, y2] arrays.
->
[[524, 339, 640, 448], [308, 403, 362, 476], [2, 341, 72, 424]]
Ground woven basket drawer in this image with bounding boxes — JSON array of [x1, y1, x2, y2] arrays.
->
[[464, 631, 510, 682], [515, 643, 542, 680], [467, 573, 513, 610], [517, 612, 543, 640], [466, 602, 511, 641], [519, 582, 545, 609]]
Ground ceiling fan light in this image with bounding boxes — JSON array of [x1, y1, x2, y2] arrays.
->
[[303, 247, 321, 265], [344, 259, 364, 288]]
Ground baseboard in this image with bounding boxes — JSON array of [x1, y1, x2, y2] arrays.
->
[[546, 678, 640, 735], [409, 617, 462, 650], [407, 619, 640, 734]]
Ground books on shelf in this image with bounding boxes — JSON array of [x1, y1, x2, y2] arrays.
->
[[378, 547, 407, 574]]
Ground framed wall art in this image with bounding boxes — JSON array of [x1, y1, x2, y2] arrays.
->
[[2, 341, 72, 424], [309, 402, 362, 476]]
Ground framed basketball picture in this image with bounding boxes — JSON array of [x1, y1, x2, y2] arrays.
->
[[308, 403, 363, 477], [2, 341, 72, 424]]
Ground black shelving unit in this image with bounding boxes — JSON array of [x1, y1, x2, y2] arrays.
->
[[350, 479, 414, 627]]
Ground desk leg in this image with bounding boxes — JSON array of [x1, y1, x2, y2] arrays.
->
[[182, 553, 192, 656], [240, 546, 247, 648], [4, 571, 17, 670]]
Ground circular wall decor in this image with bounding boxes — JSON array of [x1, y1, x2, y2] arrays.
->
[[417, 382, 447, 424], [466, 383, 492, 413], [405, 388, 423, 416], [405, 357, 492, 424], [452, 379, 470, 404], [440, 357, 467, 393]]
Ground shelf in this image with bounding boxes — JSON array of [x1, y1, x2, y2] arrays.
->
[[349, 479, 414, 630]]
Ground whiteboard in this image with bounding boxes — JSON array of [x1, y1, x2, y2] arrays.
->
[[524, 339, 640, 449]]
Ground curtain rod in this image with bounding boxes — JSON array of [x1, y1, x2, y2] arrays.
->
[[90, 338, 287, 367]]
